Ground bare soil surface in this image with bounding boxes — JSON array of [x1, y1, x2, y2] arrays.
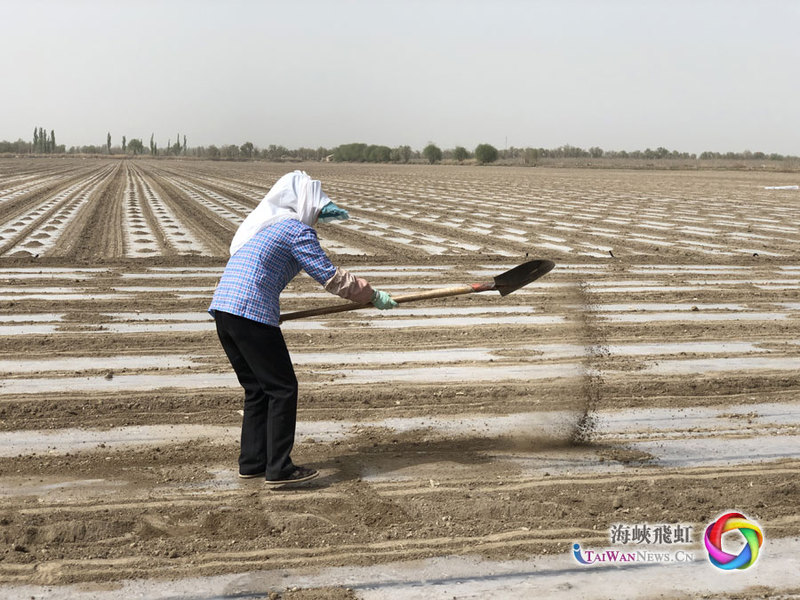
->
[[0, 159, 798, 596]]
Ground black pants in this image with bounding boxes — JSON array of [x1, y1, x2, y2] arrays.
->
[[214, 311, 297, 479]]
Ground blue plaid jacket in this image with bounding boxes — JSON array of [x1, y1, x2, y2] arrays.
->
[[209, 219, 336, 326]]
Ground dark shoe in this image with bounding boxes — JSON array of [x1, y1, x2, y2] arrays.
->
[[238, 470, 266, 479], [265, 466, 319, 486]]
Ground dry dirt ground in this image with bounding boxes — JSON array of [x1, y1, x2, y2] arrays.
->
[[0, 159, 798, 598]]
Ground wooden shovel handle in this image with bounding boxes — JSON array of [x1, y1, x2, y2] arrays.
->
[[393, 282, 493, 303], [279, 282, 493, 323]]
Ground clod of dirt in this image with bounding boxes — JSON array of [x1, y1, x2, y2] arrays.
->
[[281, 587, 358, 600]]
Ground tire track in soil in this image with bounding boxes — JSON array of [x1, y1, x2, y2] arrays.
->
[[139, 164, 236, 257], [0, 162, 101, 223], [1, 452, 797, 584], [56, 162, 126, 260], [0, 164, 114, 256], [154, 164, 483, 260], [126, 165, 214, 256], [0, 372, 796, 431], [338, 205, 532, 258], [319, 179, 563, 259], [6, 457, 799, 515], [320, 219, 434, 260], [126, 162, 171, 256], [154, 166, 429, 260], [150, 161, 263, 208]]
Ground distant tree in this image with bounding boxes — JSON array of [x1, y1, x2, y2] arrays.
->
[[149, 133, 155, 155], [261, 144, 289, 160], [474, 143, 498, 164], [295, 146, 325, 161], [453, 146, 469, 162], [207, 144, 220, 158], [422, 143, 442, 164], [332, 143, 367, 162], [220, 144, 239, 159], [240, 141, 254, 158], [107, 132, 112, 154], [183, 135, 187, 154], [366, 145, 392, 162], [128, 138, 144, 155], [329, 143, 392, 163], [67, 144, 104, 154], [0, 139, 32, 153], [500, 146, 523, 161], [50, 130, 55, 153], [390, 145, 412, 163], [523, 147, 539, 165], [169, 133, 181, 155], [122, 136, 127, 153], [33, 128, 38, 153]]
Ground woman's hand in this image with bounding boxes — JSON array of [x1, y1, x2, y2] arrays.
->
[[371, 289, 398, 310]]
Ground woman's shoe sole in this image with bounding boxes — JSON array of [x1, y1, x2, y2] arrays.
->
[[265, 470, 319, 486]]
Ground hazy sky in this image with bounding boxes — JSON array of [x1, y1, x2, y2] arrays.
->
[[2, 0, 799, 154]]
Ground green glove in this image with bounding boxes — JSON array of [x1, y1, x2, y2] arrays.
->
[[371, 289, 398, 310]]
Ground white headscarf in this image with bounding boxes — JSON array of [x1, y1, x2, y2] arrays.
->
[[229, 170, 331, 256]]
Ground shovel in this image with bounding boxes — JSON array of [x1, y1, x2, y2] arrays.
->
[[279, 258, 555, 323]]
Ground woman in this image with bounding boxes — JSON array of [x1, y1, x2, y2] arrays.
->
[[209, 170, 396, 485]]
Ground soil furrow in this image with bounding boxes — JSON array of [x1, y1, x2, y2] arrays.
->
[[54, 163, 125, 259]]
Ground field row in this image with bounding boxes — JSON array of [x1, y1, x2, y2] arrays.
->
[[1, 159, 798, 261], [2, 261, 798, 415]]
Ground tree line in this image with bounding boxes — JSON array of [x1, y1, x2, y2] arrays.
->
[[0, 129, 797, 163], [28, 126, 65, 154]]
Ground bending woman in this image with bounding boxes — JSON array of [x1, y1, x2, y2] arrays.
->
[[209, 170, 396, 485]]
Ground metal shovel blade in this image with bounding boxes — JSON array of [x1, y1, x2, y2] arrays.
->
[[493, 259, 556, 296]]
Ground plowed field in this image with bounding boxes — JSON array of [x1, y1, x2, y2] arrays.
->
[[1, 159, 798, 598]]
